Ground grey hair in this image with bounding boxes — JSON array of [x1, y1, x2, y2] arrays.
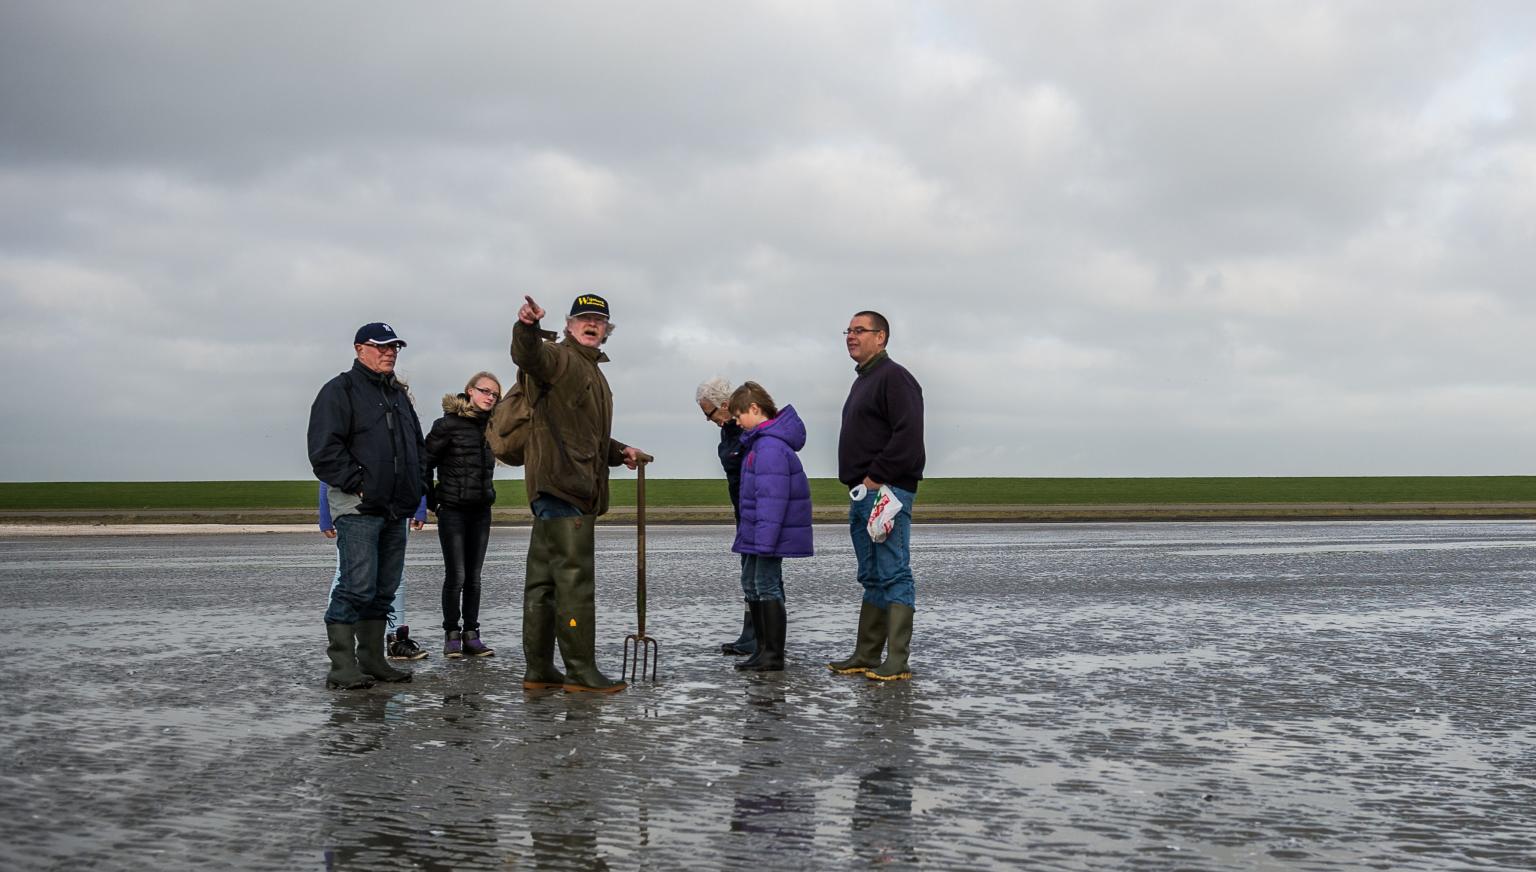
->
[[566, 316, 616, 345], [696, 376, 733, 407]]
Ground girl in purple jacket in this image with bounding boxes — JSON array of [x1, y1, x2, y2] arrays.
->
[[727, 381, 814, 672]]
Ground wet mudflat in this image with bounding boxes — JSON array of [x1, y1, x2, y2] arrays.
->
[[1, 520, 1533, 871]]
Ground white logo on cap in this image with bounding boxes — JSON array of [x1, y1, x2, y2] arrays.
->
[[381, 323, 392, 332]]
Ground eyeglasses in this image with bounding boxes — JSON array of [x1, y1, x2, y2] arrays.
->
[[843, 327, 883, 336], [361, 343, 403, 354], [469, 385, 500, 400]]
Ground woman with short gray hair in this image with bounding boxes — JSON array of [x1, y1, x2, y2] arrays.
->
[[697, 377, 754, 656]]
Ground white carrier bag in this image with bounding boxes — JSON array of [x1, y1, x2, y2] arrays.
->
[[850, 483, 904, 544]]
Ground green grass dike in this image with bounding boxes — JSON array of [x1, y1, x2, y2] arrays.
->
[[1, 477, 1534, 524]]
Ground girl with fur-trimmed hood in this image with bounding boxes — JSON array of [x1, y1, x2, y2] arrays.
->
[[424, 371, 501, 659]]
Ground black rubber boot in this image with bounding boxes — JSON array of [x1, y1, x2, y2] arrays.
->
[[356, 619, 413, 683], [548, 515, 626, 693], [720, 605, 756, 655], [866, 603, 913, 681], [828, 601, 888, 674], [741, 599, 785, 672], [734, 600, 769, 671], [522, 518, 567, 690], [325, 623, 374, 690]]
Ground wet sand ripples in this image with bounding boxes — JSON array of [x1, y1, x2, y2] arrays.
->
[[1, 520, 1533, 869]]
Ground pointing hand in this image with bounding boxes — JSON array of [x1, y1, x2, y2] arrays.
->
[[519, 295, 546, 325]]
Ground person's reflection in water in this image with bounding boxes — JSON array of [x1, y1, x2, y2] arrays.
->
[[320, 689, 402, 758], [526, 795, 611, 871], [728, 684, 816, 854], [326, 813, 500, 872], [521, 704, 617, 870], [851, 688, 919, 865], [317, 690, 428, 868]]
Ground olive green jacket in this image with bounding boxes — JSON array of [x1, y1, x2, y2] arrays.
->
[[510, 320, 628, 515]]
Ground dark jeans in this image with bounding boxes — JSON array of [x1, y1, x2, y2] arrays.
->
[[738, 554, 785, 603], [438, 504, 492, 632], [531, 494, 582, 520], [325, 514, 408, 625]]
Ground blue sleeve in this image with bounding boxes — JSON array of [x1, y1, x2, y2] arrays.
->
[[414, 496, 428, 523], [317, 481, 333, 532]]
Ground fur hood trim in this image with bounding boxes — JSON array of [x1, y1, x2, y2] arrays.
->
[[441, 393, 484, 418]]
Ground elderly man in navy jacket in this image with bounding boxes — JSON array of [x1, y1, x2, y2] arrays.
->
[[828, 310, 925, 682], [307, 322, 429, 690]]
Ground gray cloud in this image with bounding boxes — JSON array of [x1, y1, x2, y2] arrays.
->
[[2, 1, 1533, 481]]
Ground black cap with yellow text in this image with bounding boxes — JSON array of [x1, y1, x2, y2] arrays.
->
[[568, 294, 610, 319]]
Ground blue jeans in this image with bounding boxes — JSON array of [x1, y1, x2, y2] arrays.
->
[[329, 552, 406, 628], [739, 554, 784, 603], [325, 514, 409, 625], [849, 485, 916, 609], [531, 495, 583, 520]]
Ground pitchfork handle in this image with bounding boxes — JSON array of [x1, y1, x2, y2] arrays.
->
[[635, 455, 653, 636]]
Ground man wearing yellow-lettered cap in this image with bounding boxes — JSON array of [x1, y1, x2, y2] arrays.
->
[[511, 292, 647, 693]]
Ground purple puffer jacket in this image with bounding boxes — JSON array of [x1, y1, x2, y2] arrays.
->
[[731, 405, 814, 558]]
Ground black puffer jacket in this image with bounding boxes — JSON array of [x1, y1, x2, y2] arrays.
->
[[424, 394, 497, 510]]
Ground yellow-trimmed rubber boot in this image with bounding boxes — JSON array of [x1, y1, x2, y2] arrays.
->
[[548, 515, 626, 694], [865, 603, 912, 681], [828, 600, 888, 674]]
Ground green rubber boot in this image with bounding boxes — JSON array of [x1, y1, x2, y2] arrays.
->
[[522, 518, 567, 690], [547, 515, 626, 694], [828, 600, 888, 674], [325, 623, 375, 689], [866, 603, 913, 681], [356, 618, 413, 683]]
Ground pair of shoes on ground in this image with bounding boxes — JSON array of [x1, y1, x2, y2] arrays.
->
[[328, 620, 413, 688], [386, 625, 428, 661], [444, 629, 495, 659]]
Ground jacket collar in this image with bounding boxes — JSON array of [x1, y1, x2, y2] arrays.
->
[[351, 358, 397, 387], [855, 349, 889, 375]]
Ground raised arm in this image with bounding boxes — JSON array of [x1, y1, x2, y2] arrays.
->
[[511, 295, 561, 384]]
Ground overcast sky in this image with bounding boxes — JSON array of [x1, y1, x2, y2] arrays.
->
[[2, 1, 1533, 483]]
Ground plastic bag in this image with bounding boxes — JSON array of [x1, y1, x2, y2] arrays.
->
[[865, 485, 903, 543]]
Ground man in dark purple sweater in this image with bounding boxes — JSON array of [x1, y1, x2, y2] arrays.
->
[[828, 310, 925, 682]]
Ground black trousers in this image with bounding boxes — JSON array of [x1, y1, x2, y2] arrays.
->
[[437, 504, 492, 632]]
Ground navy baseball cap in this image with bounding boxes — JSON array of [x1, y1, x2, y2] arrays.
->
[[569, 294, 610, 319], [354, 322, 407, 347]]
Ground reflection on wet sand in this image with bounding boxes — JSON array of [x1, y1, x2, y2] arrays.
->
[[2, 521, 1534, 869], [851, 689, 918, 867], [728, 682, 816, 855]]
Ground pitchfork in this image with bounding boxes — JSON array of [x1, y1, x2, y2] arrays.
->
[[622, 452, 659, 683]]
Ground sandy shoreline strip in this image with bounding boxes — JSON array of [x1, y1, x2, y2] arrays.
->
[[3, 501, 1535, 534]]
